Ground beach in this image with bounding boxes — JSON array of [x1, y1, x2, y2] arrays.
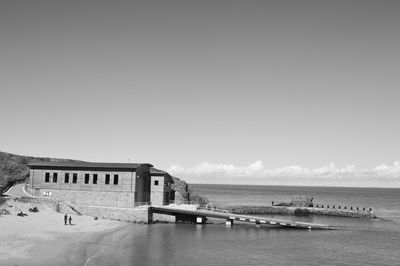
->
[[0, 197, 126, 266]]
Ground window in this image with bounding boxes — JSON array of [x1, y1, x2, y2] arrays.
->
[[45, 172, 50, 183], [64, 173, 70, 183], [84, 173, 90, 184], [53, 173, 58, 183], [105, 174, 110, 185], [93, 174, 98, 184], [154, 180, 159, 186], [72, 173, 78, 184], [113, 174, 119, 185]]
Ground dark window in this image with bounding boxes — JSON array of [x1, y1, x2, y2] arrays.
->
[[64, 173, 69, 183], [84, 174, 90, 184], [105, 174, 110, 185], [45, 172, 50, 183], [53, 173, 58, 183], [113, 174, 119, 185], [154, 180, 159, 186], [72, 173, 78, 183], [93, 174, 98, 184]]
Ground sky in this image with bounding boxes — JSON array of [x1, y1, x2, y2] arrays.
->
[[1, 0, 400, 187]]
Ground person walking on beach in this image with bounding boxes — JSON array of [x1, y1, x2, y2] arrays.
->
[[69, 216, 72, 225], [64, 213, 68, 225]]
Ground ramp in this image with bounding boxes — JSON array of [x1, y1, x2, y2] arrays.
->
[[151, 206, 335, 230]]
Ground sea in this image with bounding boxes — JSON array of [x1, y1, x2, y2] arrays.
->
[[85, 185, 400, 266]]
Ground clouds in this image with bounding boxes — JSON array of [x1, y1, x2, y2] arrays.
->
[[167, 161, 400, 187]]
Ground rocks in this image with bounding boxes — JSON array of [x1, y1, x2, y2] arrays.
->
[[0, 208, 10, 215], [170, 176, 209, 206], [229, 206, 288, 215], [228, 205, 376, 219], [293, 208, 311, 216], [291, 195, 314, 207]]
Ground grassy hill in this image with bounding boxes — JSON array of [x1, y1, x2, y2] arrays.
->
[[0, 151, 82, 194], [0, 151, 208, 205]]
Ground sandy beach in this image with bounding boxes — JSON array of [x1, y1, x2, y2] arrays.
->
[[0, 197, 126, 266]]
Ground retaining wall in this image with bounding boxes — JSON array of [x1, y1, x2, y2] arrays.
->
[[20, 197, 152, 223]]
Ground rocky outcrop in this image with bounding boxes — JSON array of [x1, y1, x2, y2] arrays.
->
[[170, 176, 209, 206]]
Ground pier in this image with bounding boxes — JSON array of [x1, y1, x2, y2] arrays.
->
[[151, 206, 335, 230]]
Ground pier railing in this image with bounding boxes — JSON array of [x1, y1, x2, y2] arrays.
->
[[312, 204, 373, 212], [168, 200, 198, 205], [197, 206, 232, 214]]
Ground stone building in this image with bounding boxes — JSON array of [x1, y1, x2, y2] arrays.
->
[[27, 161, 174, 207]]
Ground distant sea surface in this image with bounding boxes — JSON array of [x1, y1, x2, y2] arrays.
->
[[87, 185, 400, 266]]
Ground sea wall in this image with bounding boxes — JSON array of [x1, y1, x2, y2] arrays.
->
[[68, 204, 151, 223], [229, 206, 376, 219], [19, 197, 153, 223]]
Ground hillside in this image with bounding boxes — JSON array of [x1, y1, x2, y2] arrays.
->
[[0, 151, 208, 205], [0, 151, 82, 194]]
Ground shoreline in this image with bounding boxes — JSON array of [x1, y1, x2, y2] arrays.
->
[[0, 197, 127, 265]]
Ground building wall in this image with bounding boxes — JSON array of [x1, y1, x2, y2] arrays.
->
[[30, 169, 135, 192], [150, 175, 165, 206], [29, 168, 137, 207], [28, 167, 172, 209], [135, 164, 152, 203], [150, 175, 173, 206], [35, 188, 135, 208]]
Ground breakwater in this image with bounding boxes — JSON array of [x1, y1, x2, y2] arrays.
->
[[228, 205, 376, 219]]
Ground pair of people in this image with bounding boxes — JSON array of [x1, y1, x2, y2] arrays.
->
[[64, 213, 72, 225]]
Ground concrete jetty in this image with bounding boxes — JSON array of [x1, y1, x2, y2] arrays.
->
[[151, 206, 335, 230]]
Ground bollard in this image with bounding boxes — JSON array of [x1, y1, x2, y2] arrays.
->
[[333, 205, 335, 209], [356, 207, 359, 210], [344, 206, 347, 210], [327, 205, 329, 208], [338, 206, 341, 209], [350, 206, 353, 210], [369, 208, 372, 211], [363, 207, 365, 211], [321, 205, 324, 208]]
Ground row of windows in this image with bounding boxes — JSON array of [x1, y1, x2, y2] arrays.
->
[[44, 172, 119, 185]]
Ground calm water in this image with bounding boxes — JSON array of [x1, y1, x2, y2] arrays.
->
[[87, 185, 400, 266]]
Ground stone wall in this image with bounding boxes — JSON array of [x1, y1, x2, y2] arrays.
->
[[30, 188, 136, 208], [22, 197, 152, 223], [70, 204, 151, 223], [152, 213, 176, 223]]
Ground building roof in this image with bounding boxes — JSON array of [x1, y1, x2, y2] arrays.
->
[[150, 168, 174, 184], [27, 161, 152, 172], [27, 161, 173, 183]]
